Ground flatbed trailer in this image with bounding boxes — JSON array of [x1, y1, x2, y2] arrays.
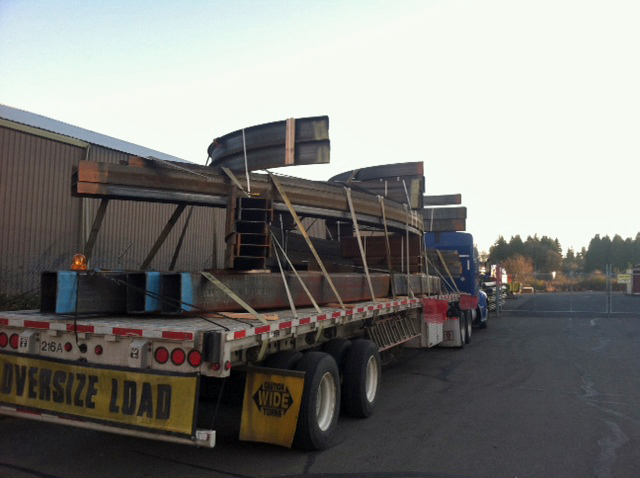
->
[[1, 117, 482, 450], [0, 291, 476, 449]]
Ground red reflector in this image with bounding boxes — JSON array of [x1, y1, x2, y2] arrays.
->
[[187, 350, 202, 367], [224, 360, 231, 371], [155, 347, 169, 364], [0, 333, 7, 348], [113, 327, 143, 337], [171, 348, 186, 366], [161, 331, 193, 341], [94, 345, 103, 355], [9, 334, 19, 349], [211, 362, 221, 371], [64, 342, 73, 352]]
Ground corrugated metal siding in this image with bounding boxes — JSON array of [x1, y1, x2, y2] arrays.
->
[[88, 199, 223, 272], [0, 127, 226, 296], [0, 126, 85, 294]]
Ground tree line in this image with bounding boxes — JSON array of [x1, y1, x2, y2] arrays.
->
[[487, 233, 640, 278]]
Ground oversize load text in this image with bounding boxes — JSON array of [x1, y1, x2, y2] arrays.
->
[[0, 354, 197, 435]]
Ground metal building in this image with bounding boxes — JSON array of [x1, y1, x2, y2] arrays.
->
[[0, 104, 224, 296]]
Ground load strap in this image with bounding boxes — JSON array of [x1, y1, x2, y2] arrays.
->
[[435, 249, 461, 295], [345, 187, 377, 303], [222, 167, 250, 197], [200, 272, 269, 325], [271, 233, 322, 314], [272, 242, 298, 318], [379, 196, 396, 299], [269, 173, 345, 309]]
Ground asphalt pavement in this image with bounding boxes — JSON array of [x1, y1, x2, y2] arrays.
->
[[1, 294, 639, 478]]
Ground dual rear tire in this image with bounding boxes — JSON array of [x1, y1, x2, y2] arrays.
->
[[266, 339, 381, 450]]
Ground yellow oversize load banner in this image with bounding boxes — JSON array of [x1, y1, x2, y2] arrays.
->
[[0, 352, 198, 437], [240, 367, 304, 448]]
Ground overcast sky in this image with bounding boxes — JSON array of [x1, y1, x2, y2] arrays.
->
[[1, 0, 638, 253]]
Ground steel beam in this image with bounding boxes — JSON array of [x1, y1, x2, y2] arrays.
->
[[72, 160, 423, 234], [160, 272, 391, 313], [207, 116, 330, 171], [423, 194, 462, 206], [329, 162, 424, 182], [41, 271, 127, 315]]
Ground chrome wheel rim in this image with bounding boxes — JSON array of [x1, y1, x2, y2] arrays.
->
[[316, 372, 337, 431], [365, 355, 379, 403]]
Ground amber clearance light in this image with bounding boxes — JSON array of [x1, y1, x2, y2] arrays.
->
[[70, 253, 88, 271]]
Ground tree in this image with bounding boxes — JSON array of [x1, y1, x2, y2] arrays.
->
[[488, 236, 509, 263], [611, 234, 628, 271], [503, 255, 534, 283], [508, 235, 524, 257], [585, 235, 603, 271], [563, 247, 580, 273]]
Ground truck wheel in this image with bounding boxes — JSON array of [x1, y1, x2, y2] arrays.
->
[[465, 311, 472, 345], [265, 350, 303, 370], [323, 338, 352, 373], [293, 352, 340, 450], [342, 339, 381, 418]]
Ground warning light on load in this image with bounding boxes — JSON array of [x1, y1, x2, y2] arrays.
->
[[70, 254, 88, 271]]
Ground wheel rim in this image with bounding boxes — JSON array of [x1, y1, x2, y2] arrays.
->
[[365, 355, 379, 403], [316, 371, 337, 431]]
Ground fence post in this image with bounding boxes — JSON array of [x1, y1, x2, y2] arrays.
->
[[569, 271, 574, 312], [606, 264, 612, 315]]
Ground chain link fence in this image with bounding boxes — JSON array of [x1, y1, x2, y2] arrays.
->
[[502, 267, 639, 315]]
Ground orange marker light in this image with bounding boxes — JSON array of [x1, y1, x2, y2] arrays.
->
[[70, 254, 88, 271]]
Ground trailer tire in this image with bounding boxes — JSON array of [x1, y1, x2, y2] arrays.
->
[[342, 339, 381, 418], [293, 352, 340, 450], [265, 350, 303, 370], [323, 338, 352, 373], [458, 316, 466, 349], [465, 311, 472, 344]]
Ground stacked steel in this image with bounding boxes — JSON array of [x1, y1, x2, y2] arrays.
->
[[341, 234, 423, 274], [43, 116, 454, 316], [422, 206, 467, 232], [225, 197, 273, 271], [329, 162, 425, 209]]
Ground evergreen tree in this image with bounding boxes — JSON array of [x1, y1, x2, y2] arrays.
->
[[488, 236, 509, 263], [508, 235, 524, 256]]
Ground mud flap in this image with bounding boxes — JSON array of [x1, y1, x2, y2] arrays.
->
[[239, 367, 305, 448]]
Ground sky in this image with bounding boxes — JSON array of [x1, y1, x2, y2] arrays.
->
[[1, 0, 639, 254]]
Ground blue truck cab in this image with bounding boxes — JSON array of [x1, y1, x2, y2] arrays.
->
[[425, 231, 488, 328]]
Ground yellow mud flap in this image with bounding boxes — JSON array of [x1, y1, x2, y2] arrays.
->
[[0, 352, 199, 438], [240, 366, 305, 447]]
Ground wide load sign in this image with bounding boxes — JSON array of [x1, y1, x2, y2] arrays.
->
[[0, 352, 198, 437], [240, 367, 304, 447]]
